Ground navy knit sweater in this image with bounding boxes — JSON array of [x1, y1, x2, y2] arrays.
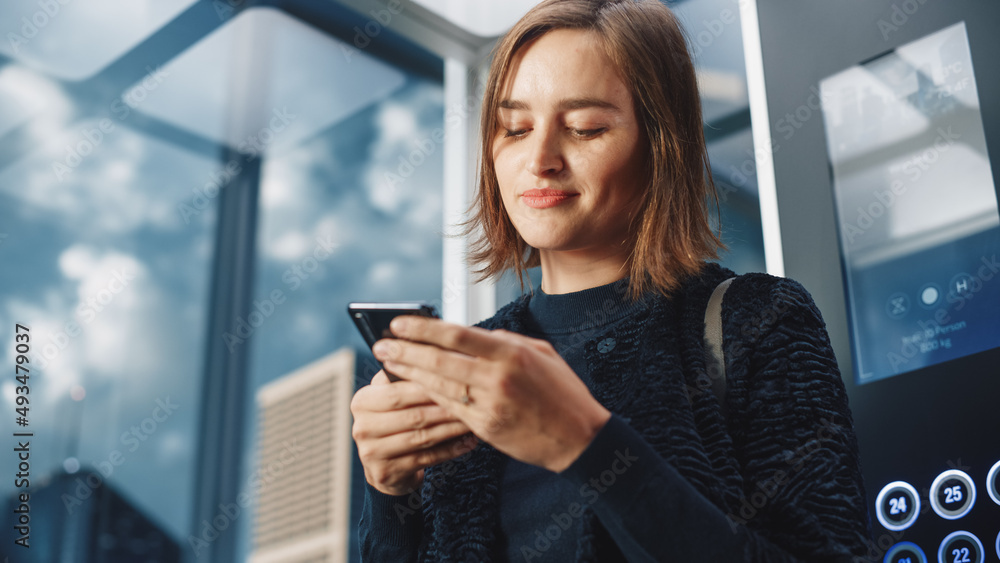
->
[[360, 263, 871, 561]]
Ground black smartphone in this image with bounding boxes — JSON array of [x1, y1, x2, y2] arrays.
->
[[347, 302, 440, 382]]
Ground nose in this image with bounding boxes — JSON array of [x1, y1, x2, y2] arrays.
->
[[526, 123, 564, 177]]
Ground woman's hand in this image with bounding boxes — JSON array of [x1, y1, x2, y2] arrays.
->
[[350, 369, 479, 496], [372, 316, 611, 473]]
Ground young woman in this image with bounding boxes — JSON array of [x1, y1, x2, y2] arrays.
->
[[350, 0, 871, 560]]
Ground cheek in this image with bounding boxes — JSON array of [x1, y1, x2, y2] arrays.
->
[[576, 147, 626, 186], [493, 144, 518, 176], [494, 164, 512, 200], [594, 148, 645, 209], [606, 136, 645, 179], [493, 149, 519, 202], [492, 180, 515, 224]]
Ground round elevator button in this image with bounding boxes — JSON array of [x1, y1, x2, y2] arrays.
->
[[987, 460, 1000, 506], [919, 283, 941, 308], [930, 470, 975, 520], [937, 531, 983, 563], [876, 481, 920, 531], [884, 541, 926, 563]]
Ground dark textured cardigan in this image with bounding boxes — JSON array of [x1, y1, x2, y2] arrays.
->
[[408, 263, 871, 561]]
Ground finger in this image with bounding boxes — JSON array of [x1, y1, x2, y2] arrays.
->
[[423, 386, 515, 439], [354, 403, 459, 441], [367, 420, 473, 461], [374, 338, 480, 386], [421, 387, 494, 436], [386, 433, 480, 474], [389, 316, 511, 360], [370, 369, 391, 386], [351, 379, 438, 413], [383, 359, 471, 405]]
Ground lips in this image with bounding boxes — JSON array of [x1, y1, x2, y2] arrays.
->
[[520, 188, 578, 209]]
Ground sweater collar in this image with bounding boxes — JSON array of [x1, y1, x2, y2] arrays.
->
[[524, 277, 650, 335]]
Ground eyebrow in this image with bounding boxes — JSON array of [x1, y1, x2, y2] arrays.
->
[[498, 98, 621, 112]]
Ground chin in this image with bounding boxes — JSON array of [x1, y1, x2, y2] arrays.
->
[[517, 223, 558, 242], [514, 221, 574, 247], [521, 235, 575, 252]]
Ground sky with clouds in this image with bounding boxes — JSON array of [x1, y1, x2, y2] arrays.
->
[[0, 113, 220, 541], [0, 3, 446, 554]]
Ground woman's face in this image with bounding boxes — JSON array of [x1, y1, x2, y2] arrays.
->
[[492, 28, 647, 257]]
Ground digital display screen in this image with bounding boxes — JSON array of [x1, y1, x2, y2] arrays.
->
[[820, 21, 1000, 384]]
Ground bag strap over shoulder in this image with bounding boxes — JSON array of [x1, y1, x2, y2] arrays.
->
[[704, 277, 735, 415]]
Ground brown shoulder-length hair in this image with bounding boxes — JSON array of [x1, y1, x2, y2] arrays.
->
[[463, 0, 722, 300]]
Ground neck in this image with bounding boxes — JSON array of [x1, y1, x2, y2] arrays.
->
[[537, 244, 632, 294]]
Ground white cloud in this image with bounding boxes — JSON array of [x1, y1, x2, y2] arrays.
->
[[0, 120, 216, 237], [366, 165, 405, 214], [362, 90, 446, 218], [377, 103, 419, 145], [62, 246, 147, 307], [266, 230, 311, 262], [1, 381, 15, 404], [368, 260, 401, 287], [0, 65, 73, 138], [58, 244, 99, 279], [260, 156, 306, 211], [4, 297, 84, 403], [0, 246, 168, 407], [259, 144, 341, 262]]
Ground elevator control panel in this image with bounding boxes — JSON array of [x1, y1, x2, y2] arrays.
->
[[817, 19, 1000, 563]]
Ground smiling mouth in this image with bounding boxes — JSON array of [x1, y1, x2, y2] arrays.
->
[[520, 189, 578, 209]]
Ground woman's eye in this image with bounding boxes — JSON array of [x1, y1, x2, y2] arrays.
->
[[500, 127, 605, 140], [572, 127, 606, 138]]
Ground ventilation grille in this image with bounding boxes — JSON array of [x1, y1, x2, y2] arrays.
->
[[252, 377, 341, 550]]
